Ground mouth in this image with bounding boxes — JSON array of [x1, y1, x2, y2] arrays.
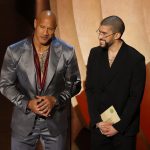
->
[[99, 40, 107, 47], [100, 39, 105, 44], [41, 36, 49, 40]]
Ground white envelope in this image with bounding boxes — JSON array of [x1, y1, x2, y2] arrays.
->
[[100, 105, 121, 124]]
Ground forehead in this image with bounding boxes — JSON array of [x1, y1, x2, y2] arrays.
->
[[99, 25, 113, 32], [37, 16, 56, 28]]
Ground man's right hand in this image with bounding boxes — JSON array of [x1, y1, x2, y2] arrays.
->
[[27, 98, 44, 116], [96, 122, 118, 137]]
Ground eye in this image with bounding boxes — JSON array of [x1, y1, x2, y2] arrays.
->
[[40, 25, 45, 29], [47, 27, 55, 31], [101, 32, 107, 35], [96, 30, 107, 35]]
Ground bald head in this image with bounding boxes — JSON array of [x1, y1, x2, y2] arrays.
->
[[33, 10, 57, 46], [36, 10, 57, 28]]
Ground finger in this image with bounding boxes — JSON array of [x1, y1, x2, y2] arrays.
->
[[37, 105, 46, 112], [41, 109, 51, 117], [37, 99, 47, 108], [99, 129, 104, 134], [35, 109, 44, 116], [105, 132, 114, 137], [99, 122, 106, 127], [36, 96, 45, 99], [101, 128, 110, 134], [101, 130, 109, 135], [100, 123, 110, 128], [38, 104, 48, 112], [100, 127, 110, 132], [44, 109, 51, 117], [102, 128, 109, 132], [100, 129, 110, 136], [104, 122, 113, 126]]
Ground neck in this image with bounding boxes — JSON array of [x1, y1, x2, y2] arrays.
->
[[108, 40, 123, 53], [33, 37, 50, 53]]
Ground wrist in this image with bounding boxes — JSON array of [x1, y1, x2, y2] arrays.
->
[[50, 96, 58, 107], [27, 100, 31, 109], [26, 100, 31, 113]]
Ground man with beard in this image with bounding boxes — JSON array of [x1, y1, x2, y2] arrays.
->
[[0, 10, 81, 150], [85, 16, 146, 150]]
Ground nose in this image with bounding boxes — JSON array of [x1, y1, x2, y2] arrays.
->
[[98, 33, 103, 39], [43, 29, 49, 35]]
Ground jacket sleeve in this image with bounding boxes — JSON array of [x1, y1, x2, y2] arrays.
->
[[0, 47, 29, 113], [113, 56, 146, 133], [85, 49, 102, 127], [55, 48, 81, 108]]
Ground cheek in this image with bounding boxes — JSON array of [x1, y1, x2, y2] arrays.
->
[[35, 28, 42, 36], [48, 33, 55, 39], [105, 38, 113, 43], [106, 40, 114, 47], [48, 31, 55, 36]]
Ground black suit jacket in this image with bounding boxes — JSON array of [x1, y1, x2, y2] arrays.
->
[[85, 41, 146, 136]]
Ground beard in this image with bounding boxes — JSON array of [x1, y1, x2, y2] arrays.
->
[[99, 39, 113, 49], [39, 35, 53, 46]]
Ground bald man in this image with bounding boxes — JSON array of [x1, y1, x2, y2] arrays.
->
[[0, 10, 81, 150]]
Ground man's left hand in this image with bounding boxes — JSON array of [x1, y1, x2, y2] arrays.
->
[[97, 122, 118, 137], [36, 96, 56, 117]]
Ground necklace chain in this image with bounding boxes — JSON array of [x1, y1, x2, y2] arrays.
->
[[38, 50, 48, 74]]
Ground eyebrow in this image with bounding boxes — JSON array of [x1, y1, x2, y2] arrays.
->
[[98, 30, 107, 34], [96, 28, 106, 33]]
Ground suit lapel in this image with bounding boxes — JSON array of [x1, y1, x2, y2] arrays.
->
[[23, 38, 37, 93], [44, 38, 62, 92], [103, 42, 128, 88]]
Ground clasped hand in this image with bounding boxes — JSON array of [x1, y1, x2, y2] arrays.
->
[[96, 122, 118, 137], [27, 96, 56, 117]]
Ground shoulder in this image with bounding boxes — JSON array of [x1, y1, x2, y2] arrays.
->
[[123, 42, 145, 62], [52, 37, 75, 60], [9, 37, 31, 49], [6, 37, 32, 62], [91, 46, 103, 52], [89, 46, 104, 58], [52, 37, 74, 51], [7, 37, 32, 54]]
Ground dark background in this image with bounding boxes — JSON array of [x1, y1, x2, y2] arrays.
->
[[0, 0, 35, 149]]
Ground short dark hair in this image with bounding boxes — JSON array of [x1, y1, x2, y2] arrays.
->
[[101, 16, 125, 36]]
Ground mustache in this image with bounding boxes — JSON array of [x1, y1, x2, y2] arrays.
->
[[41, 36, 49, 38]]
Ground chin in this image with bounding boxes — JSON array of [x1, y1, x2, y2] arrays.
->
[[40, 39, 50, 45], [100, 43, 106, 48]]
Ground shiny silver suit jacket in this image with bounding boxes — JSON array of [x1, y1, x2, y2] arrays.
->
[[0, 37, 81, 137]]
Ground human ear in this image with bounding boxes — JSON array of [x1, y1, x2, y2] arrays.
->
[[114, 32, 121, 39]]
